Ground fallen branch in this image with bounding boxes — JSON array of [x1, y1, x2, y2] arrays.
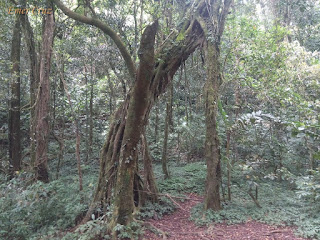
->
[[234, 183, 262, 208], [164, 193, 187, 211], [247, 190, 262, 208]]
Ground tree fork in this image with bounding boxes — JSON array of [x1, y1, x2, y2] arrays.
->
[[53, 0, 206, 231]]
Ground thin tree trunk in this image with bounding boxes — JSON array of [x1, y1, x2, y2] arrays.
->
[[34, 9, 55, 183], [105, 69, 115, 113], [55, 54, 65, 179], [183, 63, 191, 162], [89, 77, 94, 157], [20, 8, 39, 169], [161, 101, 170, 179], [133, 0, 138, 61], [168, 77, 174, 129], [9, 13, 22, 175], [51, 71, 57, 129], [155, 103, 159, 143], [88, 43, 94, 155], [140, 0, 144, 35], [226, 130, 231, 201], [59, 57, 83, 191], [84, 68, 89, 163], [55, 101, 64, 179]]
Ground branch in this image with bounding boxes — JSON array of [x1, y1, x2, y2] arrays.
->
[[218, 0, 233, 36], [51, 0, 136, 81]]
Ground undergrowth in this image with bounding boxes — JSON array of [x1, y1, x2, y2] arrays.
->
[[0, 169, 97, 240], [1, 160, 319, 239], [187, 165, 320, 239]]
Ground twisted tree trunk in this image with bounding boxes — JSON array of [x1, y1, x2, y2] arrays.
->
[[53, 0, 232, 234]]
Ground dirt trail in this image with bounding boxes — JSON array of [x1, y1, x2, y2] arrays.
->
[[142, 193, 307, 240]]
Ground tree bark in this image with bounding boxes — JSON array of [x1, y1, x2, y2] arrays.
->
[[201, 0, 233, 211], [20, 7, 39, 168], [108, 22, 158, 231], [34, 9, 55, 182], [141, 130, 159, 204], [203, 40, 222, 210], [9, 13, 22, 175]]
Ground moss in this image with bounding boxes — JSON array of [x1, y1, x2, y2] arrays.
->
[[176, 32, 186, 41]]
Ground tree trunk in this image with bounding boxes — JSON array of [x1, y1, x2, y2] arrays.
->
[[84, 68, 89, 163], [9, 13, 22, 175], [54, 0, 209, 232], [34, 9, 55, 182], [203, 39, 222, 211], [201, 0, 233, 211], [226, 130, 231, 201], [81, 18, 204, 229], [155, 103, 159, 143], [59, 56, 83, 191], [161, 101, 170, 179], [141, 130, 159, 204], [89, 77, 94, 157], [109, 22, 158, 231], [20, 8, 39, 169]]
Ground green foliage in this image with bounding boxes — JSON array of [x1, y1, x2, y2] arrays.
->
[[139, 196, 176, 219], [113, 221, 143, 240], [62, 217, 110, 240], [190, 166, 320, 239], [296, 169, 320, 202], [0, 173, 96, 240], [156, 162, 206, 194]]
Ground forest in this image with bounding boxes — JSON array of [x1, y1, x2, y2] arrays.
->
[[0, 0, 319, 239]]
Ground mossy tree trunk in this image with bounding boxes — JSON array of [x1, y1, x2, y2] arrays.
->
[[200, 0, 233, 211], [109, 21, 158, 228], [141, 130, 159, 205], [54, 0, 229, 232], [72, 18, 205, 230], [203, 39, 223, 211]]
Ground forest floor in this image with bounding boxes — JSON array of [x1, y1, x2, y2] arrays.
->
[[142, 193, 307, 240]]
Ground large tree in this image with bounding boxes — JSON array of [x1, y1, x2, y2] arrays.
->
[[34, 4, 55, 182], [9, 11, 22, 175], [53, 0, 232, 235], [200, 0, 233, 211]]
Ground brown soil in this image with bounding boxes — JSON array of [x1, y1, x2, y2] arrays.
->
[[142, 193, 308, 240]]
